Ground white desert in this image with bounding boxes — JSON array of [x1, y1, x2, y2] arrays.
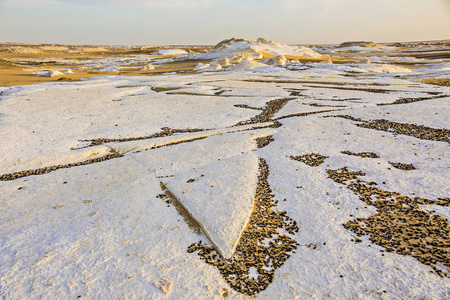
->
[[0, 37, 449, 299]]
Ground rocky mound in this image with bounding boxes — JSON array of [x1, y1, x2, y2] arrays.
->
[[231, 57, 268, 70], [339, 41, 381, 48], [1, 47, 41, 54], [0, 58, 17, 69], [196, 37, 322, 60], [212, 38, 254, 51]]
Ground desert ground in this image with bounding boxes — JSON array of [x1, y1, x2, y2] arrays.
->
[[0, 38, 449, 299]]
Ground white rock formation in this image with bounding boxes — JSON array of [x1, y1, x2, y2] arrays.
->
[[229, 52, 254, 63], [257, 37, 272, 44], [196, 37, 322, 60], [204, 63, 222, 71], [217, 58, 231, 67], [193, 63, 222, 72], [164, 153, 259, 259], [142, 64, 155, 71], [231, 57, 268, 70], [158, 49, 188, 56], [268, 55, 287, 66], [320, 58, 333, 64], [193, 63, 209, 71], [34, 70, 64, 77]]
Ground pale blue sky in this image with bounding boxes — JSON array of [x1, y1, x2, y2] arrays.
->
[[0, 0, 449, 45]]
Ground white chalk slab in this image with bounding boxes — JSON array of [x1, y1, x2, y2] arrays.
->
[[164, 152, 258, 259]]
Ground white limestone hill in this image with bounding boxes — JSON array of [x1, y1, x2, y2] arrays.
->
[[196, 37, 323, 60]]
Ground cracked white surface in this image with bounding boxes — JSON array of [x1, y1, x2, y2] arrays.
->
[[164, 152, 258, 259]]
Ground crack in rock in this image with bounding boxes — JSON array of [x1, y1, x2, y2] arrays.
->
[[0, 150, 123, 181], [234, 98, 293, 126], [377, 94, 449, 106], [82, 127, 205, 147], [341, 151, 380, 158], [187, 158, 299, 296], [276, 109, 340, 121]]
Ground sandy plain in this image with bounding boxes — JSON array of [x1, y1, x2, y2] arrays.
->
[[0, 42, 364, 87], [0, 45, 210, 86]]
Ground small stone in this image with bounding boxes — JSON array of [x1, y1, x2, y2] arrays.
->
[[154, 278, 173, 295]]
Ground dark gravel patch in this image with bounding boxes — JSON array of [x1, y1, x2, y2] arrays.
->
[[328, 114, 365, 122], [420, 78, 450, 87], [234, 98, 293, 126], [327, 167, 450, 278], [302, 85, 393, 94], [83, 127, 205, 147], [330, 116, 449, 144], [357, 119, 450, 144], [290, 153, 328, 167], [255, 135, 274, 149], [276, 109, 340, 120], [0, 150, 123, 181], [377, 94, 448, 106], [341, 151, 379, 158], [234, 104, 263, 111], [389, 161, 416, 170], [187, 158, 299, 296]]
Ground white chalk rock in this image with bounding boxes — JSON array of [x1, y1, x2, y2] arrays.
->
[[272, 55, 287, 66], [164, 152, 258, 259], [158, 49, 188, 56], [193, 63, 210, 70], [373, 64, 412, 73], [257, 37, 270, 44], [34, 70, 64, 77], [229, 52, 253, 63], [320, 58, 333, 64], [248, 46, 264, 59], [204, 63, 222, 71], [232, 57, 268, 70], [196, 37, 322, 60], [217, 58, 231, 67], [259, 58, 271, 64], [49, 70, 63, 76], [94, 66, 119, 72], [142, 64, 155, 71]]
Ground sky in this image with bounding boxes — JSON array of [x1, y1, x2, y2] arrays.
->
[[0, 0, 449, 45]]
